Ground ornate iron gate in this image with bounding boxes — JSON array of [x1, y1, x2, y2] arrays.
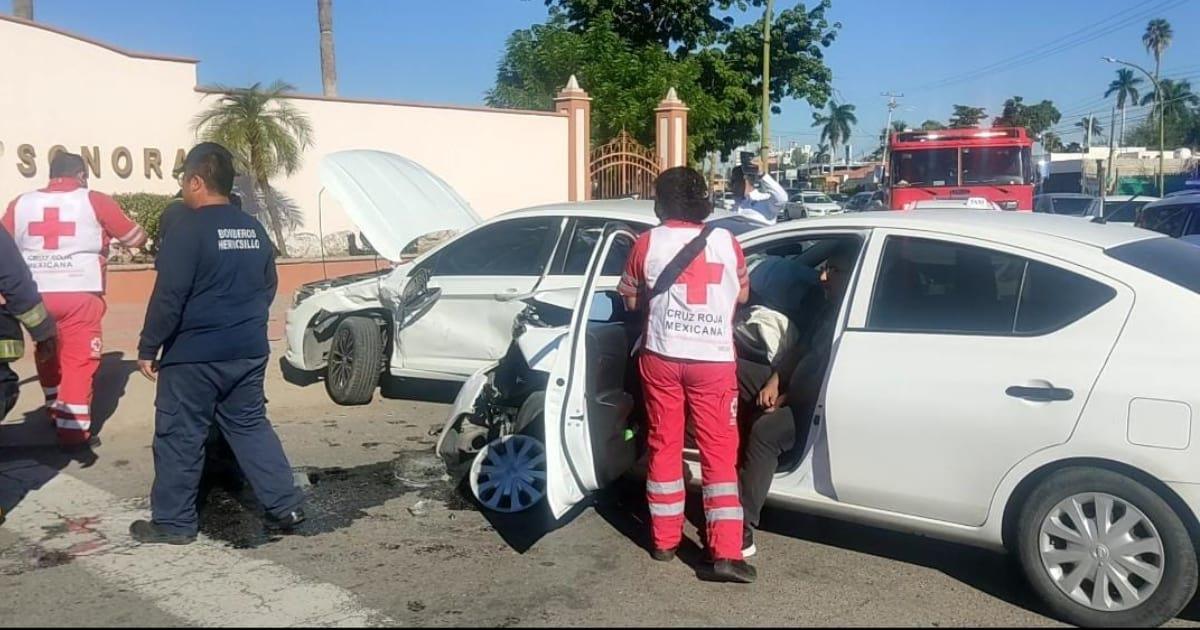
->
[[590, 130, 660, 199]]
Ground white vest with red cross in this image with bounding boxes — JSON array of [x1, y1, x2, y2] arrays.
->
[[10, 188, 105, 293], [641, 224, 742, 362]]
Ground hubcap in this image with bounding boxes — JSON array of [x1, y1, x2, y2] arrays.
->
[[1039, 492, 1164, 612], [469, 435, 547, 513]]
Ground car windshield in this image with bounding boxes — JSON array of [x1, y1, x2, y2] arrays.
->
[[803, 193, 833, 203], [1103, 200, 1153, 223], [892, 149, 957, 187], [1139, 204, 1198, 238], [1047, 197, 1097, 216]]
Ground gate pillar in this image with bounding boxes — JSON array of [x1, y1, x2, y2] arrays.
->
[[655, 87, 689, 170], [555, 75, 592, 201]]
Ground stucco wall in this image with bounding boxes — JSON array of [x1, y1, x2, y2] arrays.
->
[[0, 16, 569, 249]]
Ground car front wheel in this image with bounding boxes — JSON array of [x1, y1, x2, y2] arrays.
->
[[324, 316, 383, 406], [1017, 467, 1197, 627]]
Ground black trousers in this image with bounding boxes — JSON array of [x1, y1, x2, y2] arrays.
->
[[736, 359, 797, 529], [1, 362, 17, 422], [150, 356, 301, 535]]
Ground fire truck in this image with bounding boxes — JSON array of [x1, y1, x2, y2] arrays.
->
[[887, 127, 1035, 211]]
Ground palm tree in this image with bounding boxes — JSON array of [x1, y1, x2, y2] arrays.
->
[[812, 102, 858, 166], [1041, 132, 1064, 153], [814, 143, 831, 166], [1143, 19, 1173, 81], [317, 0, 337, 96], [1105, 68, 1142, 145], [1076, 116, 1105, 147], [1140, 78, 1199, 122], [193, 81, 315, 256]]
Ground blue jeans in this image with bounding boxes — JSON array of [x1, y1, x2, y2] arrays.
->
[[150, 356, 301, 535]]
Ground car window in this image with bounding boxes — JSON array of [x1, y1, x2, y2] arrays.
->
[[804, 193, 833, 204], [560, 218, 645, 276], [1015, 262, 1116, 334], [1103, 200, 1151, 223], [1107, 237, 1200, 294], [869, 236, 1117, 335], [434, 217, 558, 276], [1140, 204, 1198, 238], [1049, 197, 1096, 216]]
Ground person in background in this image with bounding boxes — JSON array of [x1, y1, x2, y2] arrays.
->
[[0, 227, 57, 422], [619, 166, 756, 583], [130, 143, 303, 545], [3, 152, 146, 448], [730, 153, 788, 227]]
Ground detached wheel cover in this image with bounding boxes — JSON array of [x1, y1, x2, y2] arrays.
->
[[469, 435, 547, 513]]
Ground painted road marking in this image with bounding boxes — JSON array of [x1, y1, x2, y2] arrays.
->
[[1, 461, 393, 627]]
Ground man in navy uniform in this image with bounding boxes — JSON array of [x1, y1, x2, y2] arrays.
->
[[0, 227, 57, 421], [130, 143, 304, 545]]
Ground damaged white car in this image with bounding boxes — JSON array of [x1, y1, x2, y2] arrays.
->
[[284, 150, 661, 404], [438, 210, 1200, 628]]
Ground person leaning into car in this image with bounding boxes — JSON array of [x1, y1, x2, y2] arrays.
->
[[618, 166, 756, 583], [735, 243, 856, 558]]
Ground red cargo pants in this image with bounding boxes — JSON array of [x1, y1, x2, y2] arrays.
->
[[35, 293, 105, 446], [639, 351, 743, 561]]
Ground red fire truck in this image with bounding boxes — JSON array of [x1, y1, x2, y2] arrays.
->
[[887, 127, 1035, 211]]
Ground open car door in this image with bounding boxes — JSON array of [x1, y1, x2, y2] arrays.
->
[[543, 225, 641, 518]]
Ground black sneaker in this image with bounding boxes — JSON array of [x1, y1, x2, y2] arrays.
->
[[742, 526, 757, 558], [711, 559, 757, 584], [650, 547, 677, 562], [264, 508, 306, 532], [129, 520, 196, 545]]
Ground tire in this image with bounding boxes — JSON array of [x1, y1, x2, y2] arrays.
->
[[1016, 467, 1197, 628], [324, 316, 383, 406]]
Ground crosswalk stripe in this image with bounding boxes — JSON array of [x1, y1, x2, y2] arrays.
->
[[2, 465, 394, 627]]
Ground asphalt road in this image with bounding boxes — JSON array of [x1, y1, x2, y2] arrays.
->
[[2, 345, 1198, 627]]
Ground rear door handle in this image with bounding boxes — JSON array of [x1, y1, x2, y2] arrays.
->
[[1006, 385, 1074, 402]]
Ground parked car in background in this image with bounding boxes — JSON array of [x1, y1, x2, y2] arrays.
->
[[829, 192, 849, 206], [1033, 193, 1100, 216], [285, 150, 662, 405], [1136, 193, 1200, 241], [787, 190, 842, 218], [844, 191, 886, 212], [438, 209, 1200, 627], [1087, 195, 1160, 223]]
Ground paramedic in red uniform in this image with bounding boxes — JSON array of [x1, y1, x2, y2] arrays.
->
[[618, 166, 756, 583], [3, 152, 147, 447]]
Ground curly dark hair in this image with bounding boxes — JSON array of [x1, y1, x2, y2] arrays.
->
[[654, 166, 712, 223]]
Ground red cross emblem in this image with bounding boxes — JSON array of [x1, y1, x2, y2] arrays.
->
[[28, 207, 76, 250], [674, 250, 724, 304]]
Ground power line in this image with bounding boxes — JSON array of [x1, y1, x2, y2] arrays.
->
[[906, 0, 1185, 92]]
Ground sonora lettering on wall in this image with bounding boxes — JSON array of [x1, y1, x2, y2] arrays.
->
[[15, 145, 187, 180]]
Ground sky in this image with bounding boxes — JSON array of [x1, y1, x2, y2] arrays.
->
[[14, 0, 1200, 159]]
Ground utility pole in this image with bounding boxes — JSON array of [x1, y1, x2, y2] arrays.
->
[[318, 0, 338, 96], [1081, 111, 1092, 195], [1105, 106, 1117, 194], [14, 0, 33, 20], [879, 92, 903, 186], [759, 0, 773, 169]]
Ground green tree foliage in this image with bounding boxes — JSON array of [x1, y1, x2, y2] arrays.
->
[[1143, 18, 1173, 79], [1040, 132, 1065, 152], [1076, 116, 1106, 144], [113, 193, 174, 255], [811, 101, 857, 164], [992, 96, 1061, 137], [919, 119, 946, 131], [1105, 68, 1143, 112], [193, 81, 314, 256], [949, 105, 986, 128], [1140, 78, 1199, 122], [489, 1, 840, 161]]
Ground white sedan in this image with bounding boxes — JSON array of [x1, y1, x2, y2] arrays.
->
[[284, 149, 763, 405], [438, 210, 1200, 627]]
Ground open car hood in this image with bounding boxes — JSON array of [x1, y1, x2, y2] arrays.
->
[[319, 150, 482, 261]]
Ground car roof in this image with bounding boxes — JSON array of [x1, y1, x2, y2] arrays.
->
[[1143, 194, 1200, 210], [769, 209, 1157, 250], [497, 199, 659, 225], [1104, 195, 1160, 202]]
